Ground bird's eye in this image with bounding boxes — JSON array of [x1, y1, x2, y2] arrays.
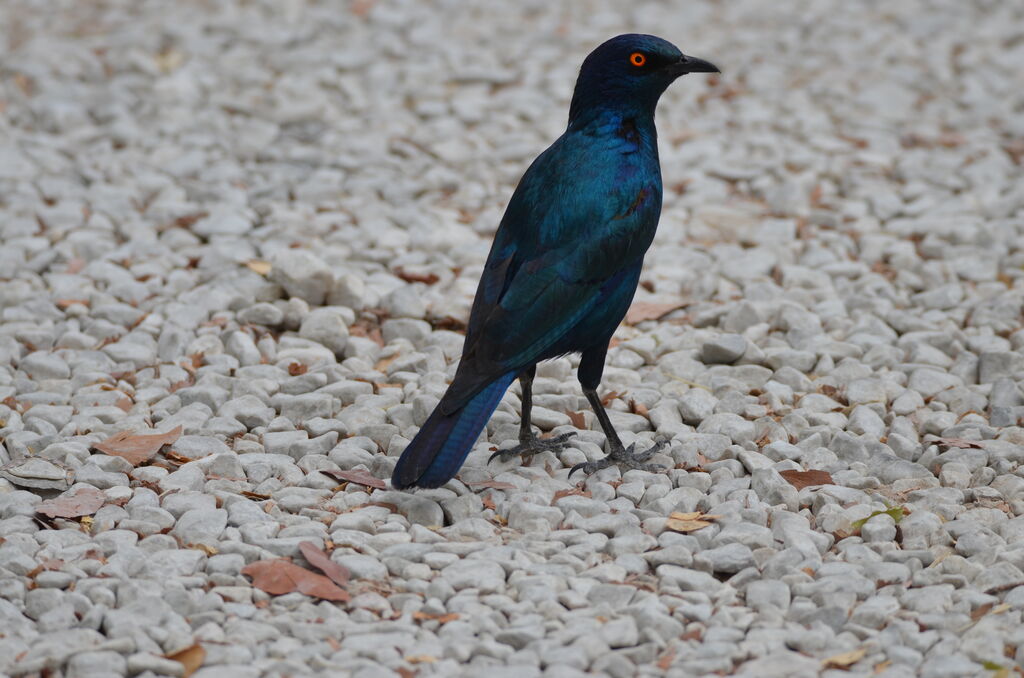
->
[[629, 52, 646, 67]]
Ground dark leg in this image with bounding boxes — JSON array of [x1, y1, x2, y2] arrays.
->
[[488, 365, 577, 464], [569, 345, 667, 477]]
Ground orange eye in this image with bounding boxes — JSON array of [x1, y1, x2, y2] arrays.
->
[[629, 52, 646, 67]]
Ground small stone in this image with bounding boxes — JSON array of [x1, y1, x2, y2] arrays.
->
[[678, 389, 717, 425], [269, 250, 334, 306], [701, 334, 748, 364], [172, 508, 227, 545], [298, 308, 349, 356], [0, 458, 72, 491]]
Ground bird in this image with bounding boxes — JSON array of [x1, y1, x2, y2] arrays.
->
[[392, 34, 719, 490]]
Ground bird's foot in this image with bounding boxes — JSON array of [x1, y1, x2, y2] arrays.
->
[[568, 439, 669, 478], [488, 431, 578, 464]]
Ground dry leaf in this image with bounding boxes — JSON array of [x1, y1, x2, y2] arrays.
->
[[463, 479, 516, 490], [779, 469, 834, 490], [92, 426, 183, 466], [319, 469, 385, 490], [405, 655, 437, 665], [242, 559, 350, 602], [821, 647, 866, 670], [625, 302, 685, 325], [55, 298, 89, 309], [245, 260, 272, 276], [35, 486, 105, 519], [665, 511, 721, 533], [115, 396, 133, 412], [412, 611, 460, 624], [287, 362, 308, 376], [298, 541, 350, 588], [656, 649, 676, 670], [165, 644, 205, 678], [629, 399, 649, 418], [600, 390, 624, 407], [481, 495, 496, 511], [565, 410, 586, 429], [395, 268, 440, 285], [551, 487, 591, 504], [397, 668, 418, 678], [932, 437, 984, 450]]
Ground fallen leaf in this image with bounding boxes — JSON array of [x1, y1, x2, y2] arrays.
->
[[680, 628, 703, 642], [397, 668, 418, 678], [35, 486, 105, 519], [395, 268, 440, 285], [481, 495, 496, 511], [463, 479, 516, 490], [242, 559, 350, 602], [298, 541, 350, 588], [600, 390, 624, 407], [92, 426, 183, 466], [565, 410, 586, 429], [665, 511, 721, 533], [241, 490, 271, 501], [779, 469, 834, 490], [625, 301, 685, 325], [405, 655, 437, 665], [319, 469, 385, 490], [629, 399, 649, 418], [245, 260, 272, 276], [821, 647, 866, 670], [115, 396, 133, 412], [971, 602, 1010, 622], [287, 362, 308, 376], [852, 505, 906, 530], [656, 648, 676, 670], [931, 437, 984, 450], [165, 644, 205, 678], [551, 487, 591, 504], [188, 352, 204, 371], [55, 298, 90, 309], [190, 543, 218, 556], [412, 611, 460, 624]]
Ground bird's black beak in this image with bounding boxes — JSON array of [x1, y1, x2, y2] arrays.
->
[[669, 54, 720, 76]]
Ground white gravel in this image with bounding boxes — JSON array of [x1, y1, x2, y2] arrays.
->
[[2, 0, 1024, 676]]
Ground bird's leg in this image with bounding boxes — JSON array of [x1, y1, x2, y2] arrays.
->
[[489, 366, 576, 464], [569, 347, 666, 477]]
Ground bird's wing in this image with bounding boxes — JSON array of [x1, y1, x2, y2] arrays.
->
[[441, 133, 660, 413]]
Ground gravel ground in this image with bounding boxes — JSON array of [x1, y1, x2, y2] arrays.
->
[[2, 1, 1024, 676]]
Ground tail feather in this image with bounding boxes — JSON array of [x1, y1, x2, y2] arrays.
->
[[391, 372, 515, 489]]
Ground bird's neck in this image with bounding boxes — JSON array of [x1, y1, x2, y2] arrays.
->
[[567, 107, 658, 154]]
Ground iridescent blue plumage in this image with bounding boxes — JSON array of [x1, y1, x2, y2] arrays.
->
[[392, 34, 718, 489]]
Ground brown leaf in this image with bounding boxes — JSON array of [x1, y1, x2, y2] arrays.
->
[[115, 396, 133, 412], [298, 541, 350, 588], [397, 668, 418, 678], [287, 362, 308, 376], [625, 302, 685, 325], [93, 426, 183, 466], [551, 487, 591, 504], [165, 644, 205, 678], [36, 486, 105, 519], [656, 648, 676, 670], [665, 511, 721, 533], [319, 469, 386, 490], [245, 260, 272, 276], [629, 399, 649, 419], [932, 437, 984, 450], [464, 479, 516, 490], [821, 647, 866, 670], [242, 559, 350, 602], [481, 495, 496, 511], [395, 268, 440, 285], [600, 390, 624, 407], [412, 611, 460, 624], [779, 469, 835, 490], [55, 298, 90, 309], [565, 410, 586, 429], [188, 352, 204, 371]]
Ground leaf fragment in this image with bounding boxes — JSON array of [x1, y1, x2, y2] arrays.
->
[[245, 260, 272, 276], [665, 511, 721, 533], [165, 644, 206, 678], [242, 558, 350, 602], [779, 469, 834, 490], [298, 541, 350, 588], [463, 479, 516, 490], [625, 302, 685, 325], [92, 425, 183, 466], [318, 468, 386, 490], [35, 486, 105, 519], [821, 647, 866, 670], [565, 410, 586, 429]]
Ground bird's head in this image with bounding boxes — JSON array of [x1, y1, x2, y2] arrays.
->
[[568, 34, 718, 125]]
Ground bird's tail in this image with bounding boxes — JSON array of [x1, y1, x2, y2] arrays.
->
[[391, 372, 516, 489]]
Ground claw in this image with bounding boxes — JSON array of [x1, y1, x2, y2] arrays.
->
[[568, 439, 669, 478], [488, 431, 577, 465]]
